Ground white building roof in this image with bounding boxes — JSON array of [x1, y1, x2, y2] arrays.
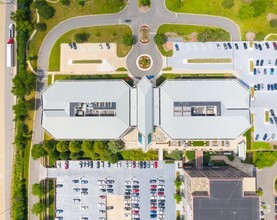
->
[[42, 80, 130, 139], [159, 79, 250, 139]]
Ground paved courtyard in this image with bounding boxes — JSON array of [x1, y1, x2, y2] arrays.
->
[[60, 43, 126, 73], [47, 160, 178, 220], [167, 41, 277, 143]]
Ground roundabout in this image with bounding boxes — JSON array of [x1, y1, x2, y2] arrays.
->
[[137, 54, 152, 71]]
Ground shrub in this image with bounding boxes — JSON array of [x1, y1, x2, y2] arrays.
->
[[60, 0, 70, 6], [270, 19, 277, 28], [77, 0, 85, 6], [38, 5, 55, 19], [140, 0, 150, 6], [74, 33, 90, 43], [256, 189, 263, 196], [221, 0, 234, 9], [165, 151, 183, 160], [255, 151, 277, 168], [31, 202, 46, 215], [238, 4, 254, 20], [31, 144, 47, 160], [172, 0, 183, 10], [185, 151, 195, 160], [123, 35, 134, 46], [35, 22, 47, 31], [174, 193, 182, 203], [31, 183, 45, 197], [198, 28, 230, 42], [251, 0, 267, 17], [154, 33, 167, 45]]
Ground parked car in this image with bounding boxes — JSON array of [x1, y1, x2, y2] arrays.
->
[[99, 44, 103, 49], [254, 43, 258, 50], [147, 75, 154, 79], [234, 43, 239, 50], [256, 60, 259, 66], [227, 43, 232, 49], [253, 68, 257, 75], [270, 117, 275, 124], [81, 180, 88, 184], [68, 42, 73, 49], [273, 42, 277, 50], [175, 44, 179, 51], [258, 44, 262, 51], [243, 43, 248, 49], [72, 42, 77, 50], [223, 43, 228, 50], [263, 133, 268, 141], [260, 59, 264, 66], [124, 19, 131, 23], [255, 134, 259, 140], [106, 43, 110, 49], [216, 43, 220, 49], [264, 68, 267, 74], [254, 85, 257, 91], [270, 109, 275, 116], [270, 68, 274, 75], [265, 42, 270, 49], [64, 160, 69, 169]]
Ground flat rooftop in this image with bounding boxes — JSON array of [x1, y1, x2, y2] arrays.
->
[[193, 180, 259, 220], [160, 79, 250, 139]]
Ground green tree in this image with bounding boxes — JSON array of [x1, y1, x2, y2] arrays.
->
[[60, 0, 70, 5], [174, 179, 182, 188], [238, 4, 254, 20], [70, 152, 83, 160], [43, 139, 57, 153], [221, 0, 234, 9], [89, 151, 100, 160], [56, 141, 69, 153], [31, 144, 47, 160], [154, 33, 167, 45], [107, 141, 123, 154], [270, 19, 277, 28], [49, 149, 60, 161], [35, 23, 47, 31], [69, 140, 81, 153], [31, 202, 46, 215], [33, 0, 47, 9], [251, 0, 267, 17], [38, 5, 55, 19], [12, 71, 37, 97], [255, 151, 277, 168], [185, 151, 195, 161], [255, 32, 265, 41], [59, 151, 70, 160], [93, 141, 107, 155], [256, 189, 263, 196], [12, 97, 30, 121], [31, 183, 45, 197], [81, 140, 94, 153], [108, 153, 120, 163], [145, 150, 158, 160], [140, 0, 150, 6], [123, 35, 134, 46], [174, 193, 182, 203], [77, 0, 85, 6], [74, 33, 90, 43]]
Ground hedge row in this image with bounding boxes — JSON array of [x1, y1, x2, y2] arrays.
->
[[10, 0, 37, 219]]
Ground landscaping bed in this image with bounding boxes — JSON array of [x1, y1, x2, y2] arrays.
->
[[72, 60, 103, 64], [139, 25, 149, 44], [187, 58, 232, 63], [138, 55, 151, 69]]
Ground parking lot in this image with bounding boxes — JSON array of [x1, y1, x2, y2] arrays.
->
[[168, 41, 277, 142], [60, 43, 126, 73], [48, 160, 177, 220]]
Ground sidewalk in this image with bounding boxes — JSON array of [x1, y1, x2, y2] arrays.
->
[[0, 3, 7, 220]]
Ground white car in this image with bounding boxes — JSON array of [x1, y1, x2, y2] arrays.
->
[[81, 206, 88, 210], [73, 199, 80, 203], [98, 218, 105, 220], [132, 200, 139, 204], [125, 181, 131, 185], [99, 185, 106, 189], [97, 180, 105, 184], [114, 163, 118, 168], [99, 210, 106, 214], [132, 215, 140, 218], [100, 161, 104, 168], [98, 203, 105, 207], [157, 185, 165, 189]]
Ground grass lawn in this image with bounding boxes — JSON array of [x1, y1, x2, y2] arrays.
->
[[243, 128, 252, 150], [192, 141, 205, 146], [267, 35, 277, 40], [156, 73, 235, 86], [49, 25, 132, 71], [252, 142, 272, 150], [165, 0, 277, 40], [28, 0, 127, 70], [47, 74, 52, 86]]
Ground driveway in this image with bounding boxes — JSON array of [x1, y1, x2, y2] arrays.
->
[[256, 163, 277, 220]]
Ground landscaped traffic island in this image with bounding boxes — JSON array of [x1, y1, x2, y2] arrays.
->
[[139, 25, 149, 44], [137, 55, 152, 71]]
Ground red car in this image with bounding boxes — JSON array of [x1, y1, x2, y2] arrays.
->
[[64, 160, 69, 169], [150, 185, 157, 189], [154, 161, 158, 168], [99, 195, 105, 199], [158, 192, 164, 196], [132, 210, 139, 214], [151, 207, 157, 211], [133, 189, 139, 193]]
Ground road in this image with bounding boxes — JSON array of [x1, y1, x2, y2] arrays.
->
[[29, 1, 241, 219], [257, 163, 277, 220], [0, 1, 16, 220]]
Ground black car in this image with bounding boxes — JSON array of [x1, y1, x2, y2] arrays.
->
[[79, 161, 83, 168], [265, 42, 270, 49], [270, 109, 275, 116], [258, 44, 262, 51], [223, 43, 228, 50], [175, 44, 179, 51], [89, 161, 93, 168], [275, 197, 277, 204], [72, 42, 77, 50], [274, 83, 277, 90], [260, 59, 264, 66], [107, 162, 111, 168], [96, 161, 100, 168], [68, 42, 73, 49], [256, 60, 259, 66], [125, 192, 131, 196], [275, 205, 277, 213], [150, 179, 156, 183], [263, 133, 268, 141], [143, 161, 147, 168], [254, 43, 258, 50], [254, 85, 257, 91], [139, 161, 143, 168], [243, 42, 248, 49], [124, 19, 131, 23], [227, 43, 232, 49], [106, 43, 110, 49], [124, 207, 131, 211], [133, 185, 139, 189], [234, 43, 239, 50]]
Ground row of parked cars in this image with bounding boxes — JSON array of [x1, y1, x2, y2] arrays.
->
[[149, 179, 166, 219], [124, 180, 140, 220], [253, 67, 275, 75], [253, 83, 277, 91], [115, 161, 159, 169]]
